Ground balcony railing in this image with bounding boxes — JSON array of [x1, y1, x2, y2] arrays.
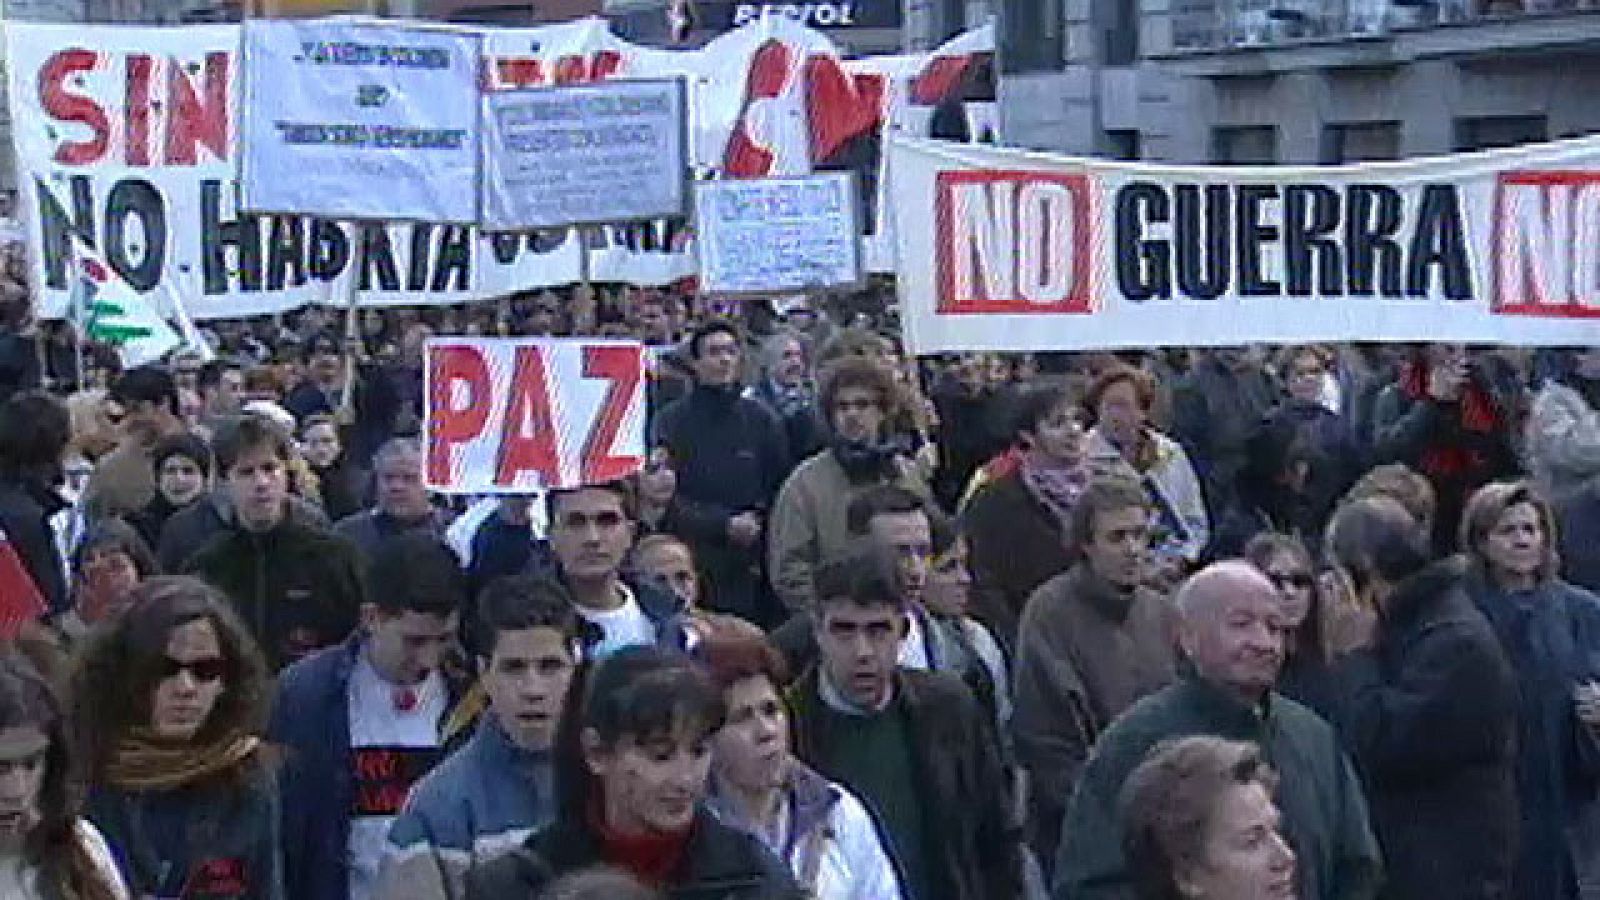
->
[[1171, 0, 1600, 51]]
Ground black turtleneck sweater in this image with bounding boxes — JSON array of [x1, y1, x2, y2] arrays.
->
[[650, 383, 791, 539]]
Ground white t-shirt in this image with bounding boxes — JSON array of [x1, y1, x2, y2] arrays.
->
[[346, 655, 448, 900], [576, 584, 657, 659], [897, 610, 931, 670]]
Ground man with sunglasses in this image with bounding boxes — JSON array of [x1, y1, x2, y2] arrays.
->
[[1011, 475, 1178, 877], [270, 532, 473, 900]]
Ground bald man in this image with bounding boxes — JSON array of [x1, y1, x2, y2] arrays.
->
[[1052, 562, 1383, 900]]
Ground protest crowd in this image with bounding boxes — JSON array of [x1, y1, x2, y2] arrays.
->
[[3, 229, 1600, 900], [0, 11, 1599, 899]]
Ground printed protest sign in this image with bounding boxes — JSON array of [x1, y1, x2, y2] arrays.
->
[[7, 18, 991, 321], [891, 135, 1600, 352], [425, 338, 646, 494], [239, 19, 482, 222], [694, 172, 860, 293], [482, 79, 688, 231]]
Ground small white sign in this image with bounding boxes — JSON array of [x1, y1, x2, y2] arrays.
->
[[695, 172, 862, 294], [239, 19, 482, 223], [481, 79, 688, 231]]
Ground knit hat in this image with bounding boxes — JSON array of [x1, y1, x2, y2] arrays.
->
[[1526, 382, 1600, 490], [151, 432, 213, 479]]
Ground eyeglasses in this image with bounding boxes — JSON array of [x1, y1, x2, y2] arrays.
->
[[157, 656, 228, 684], [1266, 570, 1314, 591]]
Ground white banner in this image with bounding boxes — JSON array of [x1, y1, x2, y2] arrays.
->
[[7, 18, 993, 320], [891, 136, 1600, 352], [482, 79, 687, 231], [239, 20, 482, 222], [695, 172, 860, 293], [424, 337, 646, 494]]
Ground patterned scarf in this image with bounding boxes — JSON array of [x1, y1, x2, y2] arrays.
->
[[1398, 360, 1504, 479], [1020, 449, 1091, 534], [103, 728, 260, 793]]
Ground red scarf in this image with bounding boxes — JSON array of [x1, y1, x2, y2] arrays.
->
[[587, 795, 694, 888], [1399, 360, 1502, 478]]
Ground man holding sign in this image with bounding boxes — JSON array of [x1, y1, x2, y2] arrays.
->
[[426, 337, 690, 659]]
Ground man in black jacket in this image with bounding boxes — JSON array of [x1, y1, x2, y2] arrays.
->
[[787, 552, 1024, 900], [185, 413, 365, 669], [652, 320, 790, 627], [1325, 496, 1518, 900]]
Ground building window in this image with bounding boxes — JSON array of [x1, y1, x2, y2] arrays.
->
[[1103, 0, 1139, 64], [1000, 0, 1064, 73], [1212, 125, 1277, 164], [1106, 129, 1141, 160], [1454, 115, 1547, 152], [1322, 121, 1401, 163]]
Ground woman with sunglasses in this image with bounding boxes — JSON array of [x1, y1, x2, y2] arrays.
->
[[1241, 533, 1338, 720], [0, 651, 128, 899], [72, 576, 283, 899]]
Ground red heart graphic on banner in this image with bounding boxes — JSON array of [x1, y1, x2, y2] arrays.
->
[[722, 39, 793, 177], [803, 55, 884, 165]]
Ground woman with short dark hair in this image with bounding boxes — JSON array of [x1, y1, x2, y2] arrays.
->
[[128, 432, 212, 551], [72, 576, 282, 899], [465, 645, 802, 899], [1120, 736, 1296, 900], [963, 383, 1091, 647], [697, 624, 902, 900]]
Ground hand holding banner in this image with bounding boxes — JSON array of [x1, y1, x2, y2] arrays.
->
[[425, 338, 646, 494]]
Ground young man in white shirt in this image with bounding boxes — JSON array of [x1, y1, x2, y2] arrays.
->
[[545, 481, 691, 658], [270, 532, 470, 900]]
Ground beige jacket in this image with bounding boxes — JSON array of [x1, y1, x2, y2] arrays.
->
[[766, 450, 932, 613]]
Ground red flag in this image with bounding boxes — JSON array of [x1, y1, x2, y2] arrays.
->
[[0, 529, 47, 640]]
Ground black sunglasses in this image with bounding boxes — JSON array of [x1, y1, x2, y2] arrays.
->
[[157, 656, 229, 684], [1267, 570, 1315, 591]]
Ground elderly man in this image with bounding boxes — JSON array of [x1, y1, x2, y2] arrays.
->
[[1324, 497, 1517, 900], [334, 438, 455, 563], [1053, 562, 1382, 900]]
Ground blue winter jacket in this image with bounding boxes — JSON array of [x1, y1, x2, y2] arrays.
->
[[377, 715, 557, 900], [267, 635, 468, 900]]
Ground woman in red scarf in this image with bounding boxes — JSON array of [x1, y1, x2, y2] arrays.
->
[[1371, 344, 1521, 553], [465, 646, 803, 900]]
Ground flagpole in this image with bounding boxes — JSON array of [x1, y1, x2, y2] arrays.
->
[[337, 225, 366, 427]]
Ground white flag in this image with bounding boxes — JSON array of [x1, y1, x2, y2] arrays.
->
[[68, 237, 181, 368]]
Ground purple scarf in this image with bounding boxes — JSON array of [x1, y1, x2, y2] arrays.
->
[[1020, 450, 1090, 534]]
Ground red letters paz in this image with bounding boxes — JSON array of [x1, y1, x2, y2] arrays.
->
[[427, 343, 643, 491], [37, 49, 229, 167]]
